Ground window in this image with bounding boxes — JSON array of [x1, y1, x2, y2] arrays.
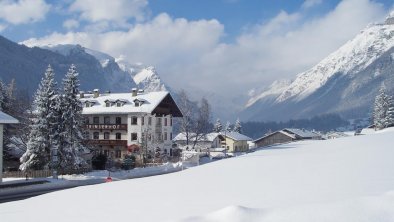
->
[[164, 132, 168, 141], [131, 116, 138, 125], [170, 117, 172, 126], [93, 132, 99, 139], [116, 133, 121, 140], [85, 103, 91, 108], [104, 132, 110, 139], [116, 117, 121, 124], [148, 117, 152, 125], [84, 117, 89, 124], [164, 118, 168, 126], [104, 116, 110, 124], [105, 102, 111, 107], [170, 133, 172, 140], [115, 150, 121, 158], [156, 117, 161, 126], [131, 133, 138, 141], [141, 117, 144, 125], [116, 102, 122, 107], [134, 100, 140, 107], [93, 117, 99, 124], [104, 150, 109, 157]]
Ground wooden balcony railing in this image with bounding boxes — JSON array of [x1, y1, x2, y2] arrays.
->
[[87, 139, 128, 146]]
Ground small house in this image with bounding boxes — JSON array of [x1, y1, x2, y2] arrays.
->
[[220, 131, 252, 153]]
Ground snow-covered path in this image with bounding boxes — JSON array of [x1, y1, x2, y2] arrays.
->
[[1, 129, 394, 222]]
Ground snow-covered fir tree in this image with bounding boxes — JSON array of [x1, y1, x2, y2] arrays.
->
[[20, 65, 58, 170], [225, 121, 232, 132], [373, 84, 390, 130], [233, 118, 242, 133], [213, 118, 222, 133], [384, 95, 394, 128], [59, 64, 87, 169], [0, 80, 7, 111]]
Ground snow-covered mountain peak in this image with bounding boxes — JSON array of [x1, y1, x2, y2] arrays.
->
[[385, 11, 394, 25], [132, 66, 167, 92], [276, 22, 394, 103]]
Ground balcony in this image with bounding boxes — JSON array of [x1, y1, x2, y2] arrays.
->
[[87, 140, 128, 146], [85, 124, 127, 131]]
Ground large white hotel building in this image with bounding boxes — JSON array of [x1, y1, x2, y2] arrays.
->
[[79, 88, 182, 161]]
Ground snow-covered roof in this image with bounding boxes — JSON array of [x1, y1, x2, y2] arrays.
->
[[283, 128, 320, 138], [221, 131, 252, 141], [253, 130, 297, 143], [0, 111, 18, 124], [173, 132, 222, 142], [79, 91, 182, 116]]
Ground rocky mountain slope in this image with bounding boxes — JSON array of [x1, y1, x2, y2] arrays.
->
[[0, 36, 137, 96], [242, 13, 394, 122]]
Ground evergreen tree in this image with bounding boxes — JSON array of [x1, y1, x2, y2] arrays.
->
[[59, 64, 87, 169], [225, 121, 232, 132], [20, 65, 58, 170], [213, 118, 222, 133], [233, 118, 242, 133], [373, 84, 390, 130], [384, 95, 394, 128], [0, 81, 5, 111]]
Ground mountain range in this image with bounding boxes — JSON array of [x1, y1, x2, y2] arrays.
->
[[241, 13, 394, 122], [0, 36, 167, 97]]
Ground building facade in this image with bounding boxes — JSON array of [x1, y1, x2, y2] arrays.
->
[[220, 132, 252, 153], [80, 89, 182, 162], [0, 111, 19, 183]]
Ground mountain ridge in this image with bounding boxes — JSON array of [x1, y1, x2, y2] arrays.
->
[[242, 14, 394, 122]]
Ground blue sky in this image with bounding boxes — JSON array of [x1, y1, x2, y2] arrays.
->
[[0, 0, 393, 112]]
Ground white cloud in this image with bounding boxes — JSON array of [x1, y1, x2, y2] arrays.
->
[[63, 19, 80, 30], [22, 0, 388, 116], [0, 0, 50, 25], [302, 0, 323, 9], [69, 0, 148, 26]]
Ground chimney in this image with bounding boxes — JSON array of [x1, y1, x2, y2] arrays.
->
[[80, 91, 85, 98], [105, 90, 111, 94], [93, 89, 99, 98], [138, 89, 144, 94], [132, 88, 137, 97]]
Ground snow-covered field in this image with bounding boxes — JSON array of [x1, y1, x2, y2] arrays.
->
[[1, 129, 394, 222]]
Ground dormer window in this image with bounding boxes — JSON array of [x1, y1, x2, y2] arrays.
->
[[134, 98, 144, 107], [114, 99, 127, 107], [84, 101, 95, 108], [105, 102, 111, 107]]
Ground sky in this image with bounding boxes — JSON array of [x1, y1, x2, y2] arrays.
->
[[0, 0, 393, 116]]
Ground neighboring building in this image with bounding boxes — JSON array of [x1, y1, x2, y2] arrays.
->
[[173, 132, 224, 151], [0, 111, 19, 183], [79, 89, 182, 162], [254, 128, 321, 148], [324, 131, 349, 139], [220, 131, 252, 153]]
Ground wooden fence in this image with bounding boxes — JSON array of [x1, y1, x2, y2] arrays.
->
[[3, 168, 92, 178]]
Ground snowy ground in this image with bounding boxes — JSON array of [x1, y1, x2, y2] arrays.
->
[[1, 128, 394, 222]]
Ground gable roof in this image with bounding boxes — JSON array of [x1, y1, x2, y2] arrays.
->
[[221, 131, 252, 141], [80, 91, 182, 117], [283, 128, 320, 138], [253, 130, 296, 143], [0, 111, 19, 124]]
